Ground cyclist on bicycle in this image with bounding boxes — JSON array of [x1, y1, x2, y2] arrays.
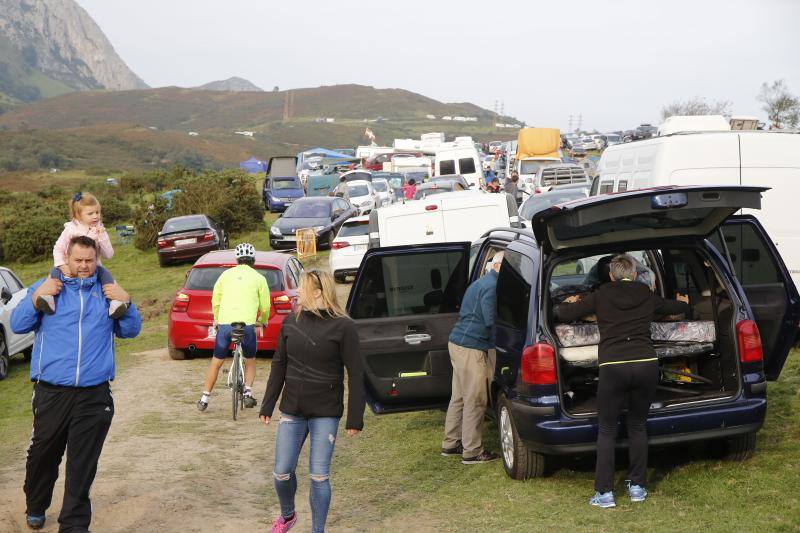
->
[[197, 243, 270, 412]]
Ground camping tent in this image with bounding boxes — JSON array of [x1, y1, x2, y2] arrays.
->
[[239, 157, 266, 173]]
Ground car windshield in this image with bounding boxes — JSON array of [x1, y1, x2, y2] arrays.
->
[[606, 135, 620, 141], [372, 181, 387, 192], [388, 177, 403, 189], [520, 191, 587, 220], [284, 201, 330, 218], [519, 160, 553, 175], [273, 178, 300, 190], [338, 220, 370, 237], [186, 267, 284, 291], [348, 184, 370, 197], [162, 216, 206, 233]]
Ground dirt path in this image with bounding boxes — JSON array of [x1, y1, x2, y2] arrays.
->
[[0, 348, 372, 532]]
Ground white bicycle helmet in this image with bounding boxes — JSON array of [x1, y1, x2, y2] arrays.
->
[[234, 242, 256, 259]]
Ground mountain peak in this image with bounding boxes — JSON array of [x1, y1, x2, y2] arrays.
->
[[195, 77, 263, 92]]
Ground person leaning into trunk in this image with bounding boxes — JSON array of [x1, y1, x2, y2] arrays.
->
[[10, 235, 142, 532], [554, 253, 689, 508], [259, 269, 365, 533], [441, 251, 504, 464]]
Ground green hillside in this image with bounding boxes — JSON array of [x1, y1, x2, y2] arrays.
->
[[0, 85, 523, 172]]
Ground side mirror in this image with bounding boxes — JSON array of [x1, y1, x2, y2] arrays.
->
[[1, 287, 12, 305], [469, 183, 475, 188]]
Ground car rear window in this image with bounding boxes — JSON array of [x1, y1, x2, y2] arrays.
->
[[338, 220, 370, 237], [163, 216, 206, 233], [458, 158, 476, 175], [439, 160, 456, 175], [185, 267, 284, 291]]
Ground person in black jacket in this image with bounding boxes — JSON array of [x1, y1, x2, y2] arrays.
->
[[259, 269, 364, 533], [554, 254, 689, 509]]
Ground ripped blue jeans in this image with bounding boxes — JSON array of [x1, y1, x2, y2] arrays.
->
[[273, 413, 340, 533]]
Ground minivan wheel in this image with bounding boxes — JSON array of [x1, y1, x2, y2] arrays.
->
[[722, 431, 757, 461], [497, 393, 547, 480]]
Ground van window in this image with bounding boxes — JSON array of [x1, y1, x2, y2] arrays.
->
[[715, 225, 781, 285], [440, 160, 456, 175], [350, 251, 467, 318], [617, 180, 628, 193], [599, 181, 614, 194], [458, 158, 476, 175], [497, 250, 531, 329]]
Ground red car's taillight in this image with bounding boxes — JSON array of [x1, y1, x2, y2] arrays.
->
[[172, 292, 190, 312], [521, 343, 557, 385], [736, 319, 763, 363], [273, 294, 293, 314], [157, 237, 168, 249], [331, 241, 349, 250], [201, 230, 215, 242]]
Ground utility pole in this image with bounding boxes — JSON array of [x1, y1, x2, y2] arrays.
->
[[283, 90, 294, 121], [568, 114, 573, 132], [577, 113, 583, 133]]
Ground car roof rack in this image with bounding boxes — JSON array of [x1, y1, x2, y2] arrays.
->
[[481, 227, 536, 242]]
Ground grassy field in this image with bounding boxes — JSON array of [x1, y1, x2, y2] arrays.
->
[[1, 208, 799, 531]]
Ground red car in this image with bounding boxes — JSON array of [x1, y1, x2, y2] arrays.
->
[[167, 250, 304, 359]]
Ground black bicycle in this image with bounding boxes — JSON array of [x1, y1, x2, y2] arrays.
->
[[226, 322, 246, 421]]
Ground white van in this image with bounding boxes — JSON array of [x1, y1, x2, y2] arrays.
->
[[367, 190, 520, 248], [435, 144, 483, 189], [595, 130, 800, 286]]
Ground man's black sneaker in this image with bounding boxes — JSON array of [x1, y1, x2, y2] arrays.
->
[[26, 514, 45, 530], [243, 395, 257, 408], [461, 450, 500, 465], [35, 295, 55, 315], [196, 400, 208, 412], [108, 300, 128, 319], [441, 442, 464, 456]]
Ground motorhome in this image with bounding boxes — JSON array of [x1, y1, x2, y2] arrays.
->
[[596, 125, 800, 286], [515, 128, 562, 195]]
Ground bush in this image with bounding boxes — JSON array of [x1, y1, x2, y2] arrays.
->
[[2, 213, 64, 263], [171, 170, 264, 234], [132, 196, 170, 251], [98, 195, 133, 226]]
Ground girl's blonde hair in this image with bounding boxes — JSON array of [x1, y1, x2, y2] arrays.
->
[[69, 192, 101, 221], [295, 269, 348, 319]]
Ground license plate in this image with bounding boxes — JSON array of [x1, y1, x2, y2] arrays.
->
[[207, 326, 217, 338], [175, 238, 196, 245], [352, 244, 366, 252], [283, 236, 296, 242]]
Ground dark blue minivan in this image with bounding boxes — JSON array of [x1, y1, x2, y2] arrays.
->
[[263, 156, 305, 212], [346, 185, 800, 479]]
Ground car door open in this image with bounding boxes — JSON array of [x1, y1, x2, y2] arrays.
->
[[347, 242, 471, 414]]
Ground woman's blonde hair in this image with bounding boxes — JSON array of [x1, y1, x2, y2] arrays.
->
[[296, 269, 348, 319], [69, 192, 101, 221]]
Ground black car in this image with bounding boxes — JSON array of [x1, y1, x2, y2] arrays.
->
[[156, 214, 228, 267], [346, 185, 800, 479], [269, 197, 357, 249]]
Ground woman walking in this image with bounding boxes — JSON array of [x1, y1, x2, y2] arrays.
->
[[260, 270, 365, 533]]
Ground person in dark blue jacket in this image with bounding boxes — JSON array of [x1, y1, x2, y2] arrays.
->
[[11, 235, 141, 532], [441, 251, 503, 464]]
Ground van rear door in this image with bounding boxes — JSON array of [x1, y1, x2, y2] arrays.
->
[[347, 242, 471, 413], [711, 215, 800, 380], [531, 185, 767, 251]]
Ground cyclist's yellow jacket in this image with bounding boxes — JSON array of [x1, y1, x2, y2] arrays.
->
[[211, 264, 270, 325]]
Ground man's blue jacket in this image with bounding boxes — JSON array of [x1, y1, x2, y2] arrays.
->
[[11, 271, 142, 387], [449, 269, 497, 351]]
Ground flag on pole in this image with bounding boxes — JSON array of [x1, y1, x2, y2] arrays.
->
[[364, 128, 376, 142]]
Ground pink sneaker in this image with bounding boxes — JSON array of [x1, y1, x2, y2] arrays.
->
[[271, 513, 297, 533]]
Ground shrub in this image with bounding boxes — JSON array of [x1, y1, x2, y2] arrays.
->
[[2, 210, 63, 263], [98, 195, 133, 226], [171, 170, 264, 234], [132, 196, 170, 250]]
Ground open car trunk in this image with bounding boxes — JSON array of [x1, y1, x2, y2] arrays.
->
[[547, 245, 742, 416]]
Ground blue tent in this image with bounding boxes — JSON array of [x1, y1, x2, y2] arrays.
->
[[239, 156, 266, 173], [298, 148, 351, 159]]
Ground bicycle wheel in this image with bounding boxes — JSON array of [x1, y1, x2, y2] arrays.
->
[[231, 348, 241, 421]]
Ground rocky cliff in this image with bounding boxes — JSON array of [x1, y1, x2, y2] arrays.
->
[[0, 0, 147, 102]]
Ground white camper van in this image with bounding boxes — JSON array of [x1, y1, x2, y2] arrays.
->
[[368, 191, 520, 248], [595, 129, 800, 286], [434, 142, 483, 189]]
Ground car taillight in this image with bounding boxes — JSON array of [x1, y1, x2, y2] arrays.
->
[[157, 237, 168, 249], [534, 187, 542, 194], [172, 292, 190, 312], [331, 241, 350, 250], [273, 294, 293, 314], [736, 319, 763, 363], [201, 230, 215, 242], [521, 343, 557, 385]]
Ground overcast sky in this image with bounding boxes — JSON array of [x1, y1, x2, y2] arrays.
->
[[76, 0, 800, 132]]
